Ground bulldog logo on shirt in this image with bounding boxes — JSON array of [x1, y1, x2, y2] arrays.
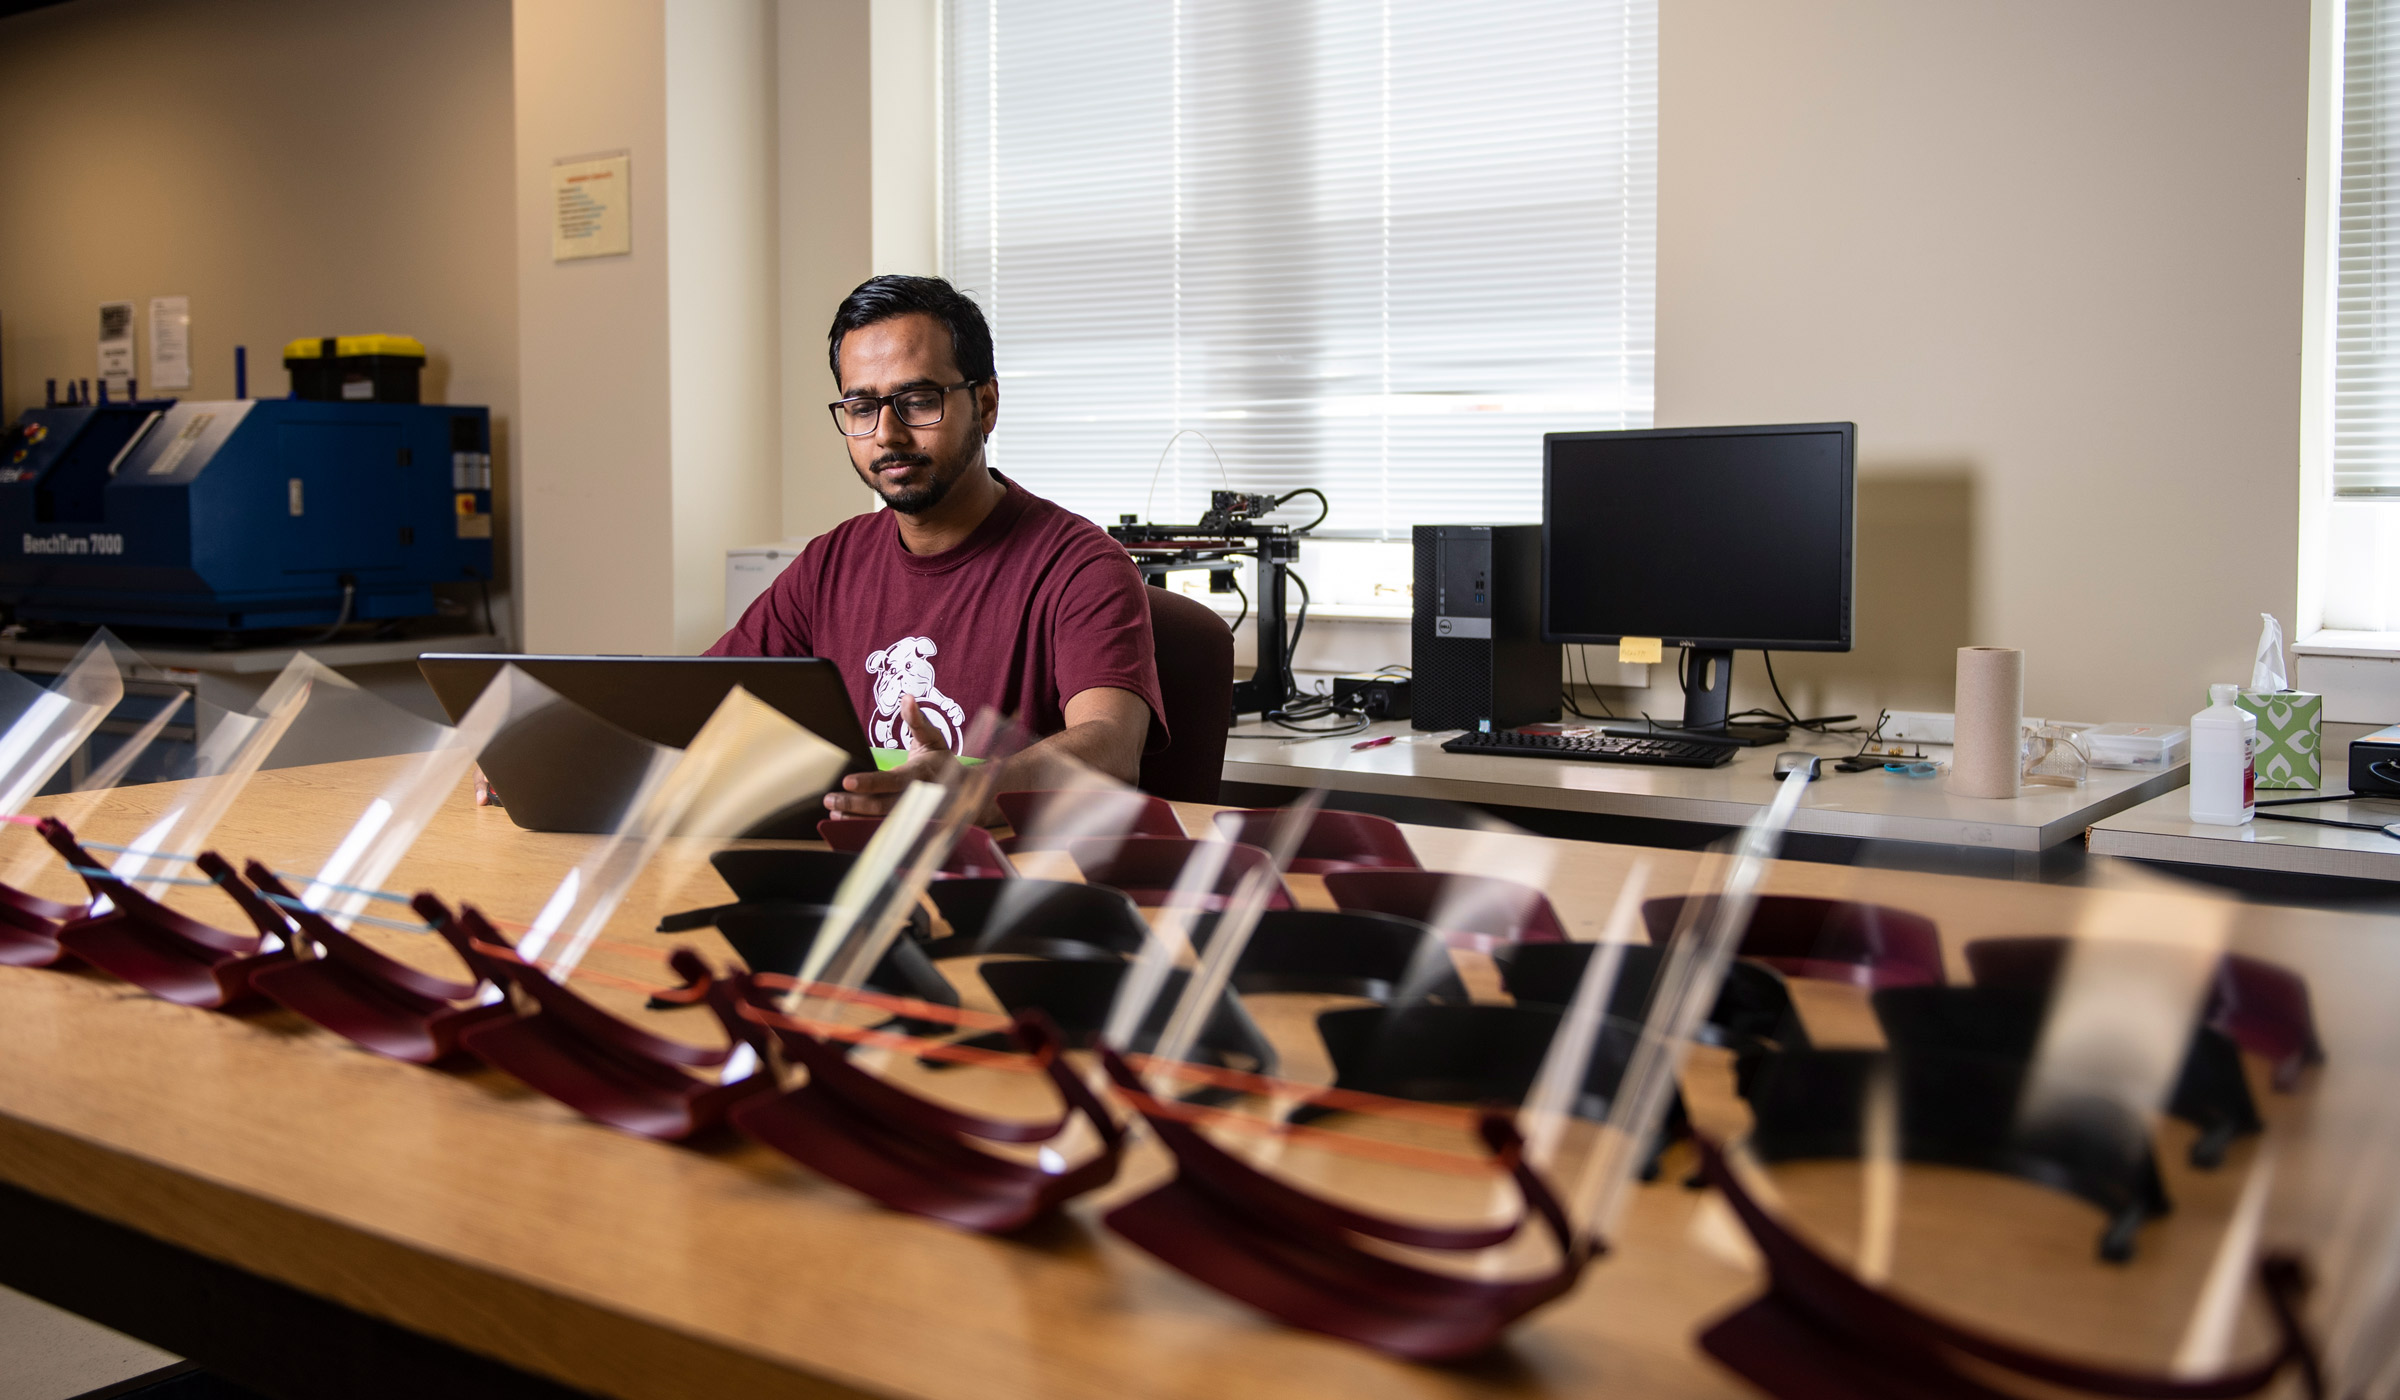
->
[[864, 635, 967, 750]]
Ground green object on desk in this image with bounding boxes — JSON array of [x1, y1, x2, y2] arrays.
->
[[2237, 689, 2322, 790], [871, 748, 983, 771]]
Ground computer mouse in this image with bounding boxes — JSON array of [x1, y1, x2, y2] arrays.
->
[[1774, 751, 1821, 781]]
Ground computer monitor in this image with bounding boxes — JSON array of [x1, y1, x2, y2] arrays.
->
[[1542, 423, 1854, 743]]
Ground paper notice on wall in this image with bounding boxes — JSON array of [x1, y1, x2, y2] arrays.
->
[[97, 301, 135, 396], [552, 152, 631, 261], [148, 296, 192, 391]]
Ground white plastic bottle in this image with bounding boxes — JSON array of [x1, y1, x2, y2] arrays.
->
[[2189, 683, 2256, 826]]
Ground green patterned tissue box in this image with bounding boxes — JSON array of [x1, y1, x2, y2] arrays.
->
[[2237, 689, 2323, 790]]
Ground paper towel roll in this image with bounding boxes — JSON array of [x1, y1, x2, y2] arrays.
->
[[1948, 646, 2024, 799]]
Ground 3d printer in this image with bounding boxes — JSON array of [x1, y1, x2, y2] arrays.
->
[[1108, 488, 1323, 719]]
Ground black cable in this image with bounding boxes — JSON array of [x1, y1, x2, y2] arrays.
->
[[299, 579, 356, 645], [1226, 574, 1249, 635], [1268, 675, 1370, 736], [1261, 571, 1356, 735], [1283, 568, 1311, 680], [1761, 650, 1804, 726], [1824, 710, 1899, 771], [2256, 810, 2400, 840], [1755, 650, 1863, 734], [1271, 715, 1372, 737], [1275, 487, 1330, 532], [1561, 644, 1619, 721]]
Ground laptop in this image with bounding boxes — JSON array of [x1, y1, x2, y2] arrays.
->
[[417, 653, 876, 834]]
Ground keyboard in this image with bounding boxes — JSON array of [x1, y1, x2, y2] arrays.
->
[[1440, 728, 1737, 768]]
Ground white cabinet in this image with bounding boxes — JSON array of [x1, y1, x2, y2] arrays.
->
[[724, 541, 810, 628]]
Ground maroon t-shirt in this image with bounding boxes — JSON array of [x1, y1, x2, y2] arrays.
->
[[706, 474, 1165, 755]]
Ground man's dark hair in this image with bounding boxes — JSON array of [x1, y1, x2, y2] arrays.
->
[[827, 275, 996, 385]]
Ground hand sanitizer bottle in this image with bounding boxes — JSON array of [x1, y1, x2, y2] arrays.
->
[[2190, 683, 2256, 826]]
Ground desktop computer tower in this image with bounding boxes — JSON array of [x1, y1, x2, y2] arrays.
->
[[1411, 525, 1560, 732]]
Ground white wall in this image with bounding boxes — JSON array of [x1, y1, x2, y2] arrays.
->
[[1654, 0, 2311, 725]]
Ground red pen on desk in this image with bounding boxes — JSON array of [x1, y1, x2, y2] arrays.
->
[[1351, 734, 1397, 751]]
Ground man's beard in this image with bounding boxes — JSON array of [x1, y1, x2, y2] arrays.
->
[[864, 439, 974, 515]]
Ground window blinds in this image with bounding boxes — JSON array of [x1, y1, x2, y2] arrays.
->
[[2340, 0, 2400, 496], [940, 0, 1657, 535]]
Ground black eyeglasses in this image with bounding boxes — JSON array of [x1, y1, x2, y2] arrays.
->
[[827, 380, 985, 437]]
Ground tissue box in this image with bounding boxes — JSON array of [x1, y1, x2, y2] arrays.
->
[[2238, 689, 2323, 789]]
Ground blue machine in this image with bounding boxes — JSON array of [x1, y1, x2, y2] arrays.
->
[[0, 399, 493, 631]]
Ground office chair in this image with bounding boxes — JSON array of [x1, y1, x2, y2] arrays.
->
[[1138, 586, 1235, 804], [1642, 894, 1943, 990]]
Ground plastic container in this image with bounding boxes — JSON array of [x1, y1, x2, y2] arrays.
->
[[283, 335, 425, 403], [2084, 722, 2190, 771], [2188, 685, 2255, 826]]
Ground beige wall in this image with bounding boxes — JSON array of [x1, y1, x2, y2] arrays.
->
[[668, 0, 784, 651], [771, 0, 942, 547], [1652, 0, 2310, 726], [778, 0, 878, 544], [515, 0, 874, 652], [0, 0, 519, 633], [871, 0, 941, 280]]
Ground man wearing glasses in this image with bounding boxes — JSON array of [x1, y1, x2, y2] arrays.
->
[[708, 275, 1163, 815]]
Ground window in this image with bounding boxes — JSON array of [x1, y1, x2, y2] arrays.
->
[[938, 0, 1657, 542], [2323, 0, 2400, 631], [2338, 0, 2400, 500]]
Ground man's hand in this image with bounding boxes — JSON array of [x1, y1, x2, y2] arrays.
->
[[825, 695, 959, 815], [822, 686, 1151, 820]]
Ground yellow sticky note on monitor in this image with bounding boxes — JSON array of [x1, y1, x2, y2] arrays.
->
[[1618, 636, 1663, 665]]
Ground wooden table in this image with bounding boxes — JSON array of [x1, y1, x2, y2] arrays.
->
[[0, 761, 2385, 1400]]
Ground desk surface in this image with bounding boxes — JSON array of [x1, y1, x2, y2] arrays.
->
[[0, 764, 2385, 1400], [2088, 758, 2400, 882], [1224, 720, 2185, 853]]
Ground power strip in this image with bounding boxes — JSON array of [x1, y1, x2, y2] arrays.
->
[[1880, 709, 2045, 748], [1881, 711, 1955, 745], [1331, 673, 1412, 721]]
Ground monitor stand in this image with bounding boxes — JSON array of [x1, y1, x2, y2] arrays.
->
[[1602, 647, 1786, 748]]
